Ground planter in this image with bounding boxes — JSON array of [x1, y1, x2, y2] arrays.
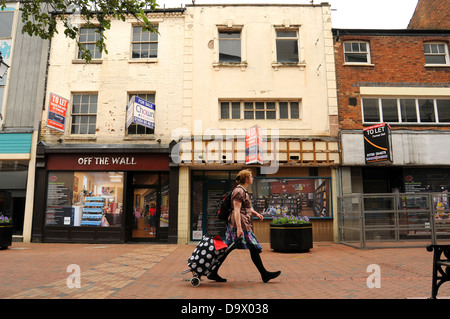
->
[[270, 223, 312, 253], [0, 224, 13, 250]]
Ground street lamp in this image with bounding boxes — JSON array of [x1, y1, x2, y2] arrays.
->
[[0, 52, 10, 79]]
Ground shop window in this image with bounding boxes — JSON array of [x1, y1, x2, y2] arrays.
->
[[71, 93, 97, 134], [424, 42, 449, 65], [252, 177, 331, 218], [343, 41, 371, 64], [276, 29, 299, 63], [131, 25, 158, 59], [78, 27, 103, 60], [45, 172, 124, 227]]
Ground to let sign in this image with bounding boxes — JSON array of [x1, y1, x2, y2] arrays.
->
[[47, 93, 69, 132], [363, 123, 393, 164], [245, 125, 263, 165]]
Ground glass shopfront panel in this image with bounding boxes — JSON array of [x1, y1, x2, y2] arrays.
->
[[252, 177, 332, 219], [45, 171, 123, 227], [191, 172, 332, 241]]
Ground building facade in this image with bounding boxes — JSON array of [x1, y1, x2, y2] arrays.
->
[[33, 8, 185, 243], [0, 2, 49, 242], [32, 3, 340, 244], [333, 28, 450, 247], [176, 4, 339, 244]]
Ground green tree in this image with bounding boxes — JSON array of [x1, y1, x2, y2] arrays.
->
[[1, 0, 159, 62]]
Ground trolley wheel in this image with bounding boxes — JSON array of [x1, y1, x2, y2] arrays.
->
[[190, 277, 201, 287]]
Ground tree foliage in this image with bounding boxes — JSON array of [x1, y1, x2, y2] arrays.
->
[[1, 0, 159, 62]]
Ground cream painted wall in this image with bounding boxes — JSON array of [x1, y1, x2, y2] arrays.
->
[[185, 4, 337, 137], [40, 12, 185, 145]]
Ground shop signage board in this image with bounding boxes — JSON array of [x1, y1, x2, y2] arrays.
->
[[126, 95, 155, 130], [46, 93, 69, 132], [363, 123, 393, 164], [245, 125, 263, 165], [46, 153, 170, 171]]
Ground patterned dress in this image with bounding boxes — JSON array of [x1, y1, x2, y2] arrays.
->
[[225, 185, 262, 252]]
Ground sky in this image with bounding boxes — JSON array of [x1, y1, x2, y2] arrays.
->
[[155, 0, 419, 29]]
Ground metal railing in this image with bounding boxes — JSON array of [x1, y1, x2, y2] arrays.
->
[[338, 193, 450, 249]]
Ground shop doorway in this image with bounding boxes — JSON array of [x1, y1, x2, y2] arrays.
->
[[132, 187, 158, 240], [127, 173, 169, 242], [191, 179, 236, 240]]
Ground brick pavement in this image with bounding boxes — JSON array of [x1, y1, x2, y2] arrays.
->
[[1, 241, 449, 300]]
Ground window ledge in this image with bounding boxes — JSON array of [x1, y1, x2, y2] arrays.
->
[[128, 58, 158, 64], [64, 135, 97, 141], [72, 59, 103, 64], [123, 135, 155, 141], [343, 62, 375, 67], [213, 62, 248, 71], [425, 64, 450, 68], [272, 62, 306, 71]]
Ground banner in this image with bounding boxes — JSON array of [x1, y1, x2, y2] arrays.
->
[[363, 123, 393, 164], [245, 125, 263, 165], [126, 95, 155, 130], [46, 93, 69, 132]]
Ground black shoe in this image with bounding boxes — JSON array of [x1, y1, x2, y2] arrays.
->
[[262, 271, 281, 283], [207, 273, 227, 282]]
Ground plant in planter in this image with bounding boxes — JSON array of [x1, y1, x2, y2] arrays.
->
[[0, 214, 13, 250], [270, 214, 312, 253]]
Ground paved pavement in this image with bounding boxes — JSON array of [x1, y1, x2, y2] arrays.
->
[[1, 241, 449, 302]]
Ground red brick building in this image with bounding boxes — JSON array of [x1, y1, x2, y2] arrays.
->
[[334, 29, 450, 132], [333, 28, 450, 247], [333, 29, 450, 247]]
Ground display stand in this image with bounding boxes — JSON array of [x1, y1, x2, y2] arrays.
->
[[81, 196, 104, 226], [313, 181, 327, 217]]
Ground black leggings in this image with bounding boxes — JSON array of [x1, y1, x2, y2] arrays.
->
[[215, 244, 267, 275]]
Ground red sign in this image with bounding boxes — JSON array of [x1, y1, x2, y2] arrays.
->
[[47, 93, 69, 132]]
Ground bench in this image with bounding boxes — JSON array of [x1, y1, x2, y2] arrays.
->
[[426, 244, 450, 299]]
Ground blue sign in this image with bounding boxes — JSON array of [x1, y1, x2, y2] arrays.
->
[[126, 96, 155, 130]]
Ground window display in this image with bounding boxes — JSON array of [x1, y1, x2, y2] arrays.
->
[[45, 171, 123, 227], [252, 178, 331, 218]]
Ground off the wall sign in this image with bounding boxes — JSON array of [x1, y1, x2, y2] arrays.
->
[[46, 153, 170, 171], [363, 123, 393, 164]]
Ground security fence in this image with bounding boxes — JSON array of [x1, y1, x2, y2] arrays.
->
[[338, 193, 450, 249]]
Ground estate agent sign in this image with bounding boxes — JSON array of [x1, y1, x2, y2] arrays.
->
[[47, 93, 69, 132], [126, 95, 155, 130], [363, 123, 393, 164]]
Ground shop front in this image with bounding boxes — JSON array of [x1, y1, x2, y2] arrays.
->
[[0, 160, 28, 237], [190, 168, 335, 243], [0, 132, 35, 240], [32, 144, 177, 244], [339, 129, 450, 247]]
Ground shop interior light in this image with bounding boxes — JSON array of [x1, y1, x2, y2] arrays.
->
[[0, 53, 10, 79]]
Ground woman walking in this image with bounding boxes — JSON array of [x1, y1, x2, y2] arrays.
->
[[207, 169, 281, 283]]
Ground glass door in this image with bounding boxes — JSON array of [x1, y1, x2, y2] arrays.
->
[[132, 187, 158, 240]]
